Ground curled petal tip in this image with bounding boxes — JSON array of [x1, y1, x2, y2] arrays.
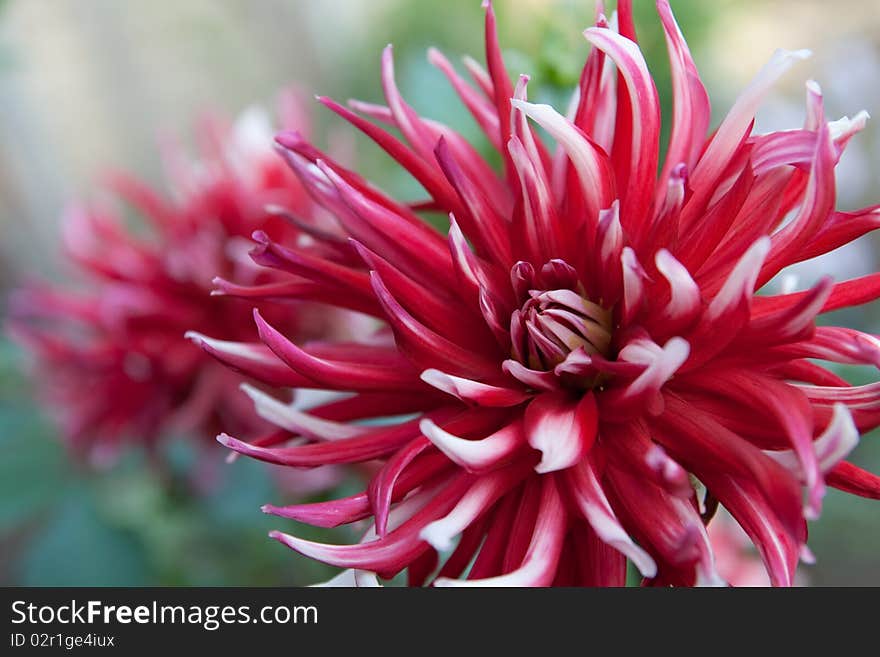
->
[[184, 330, 207, 346]]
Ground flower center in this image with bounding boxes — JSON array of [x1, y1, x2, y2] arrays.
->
[[511, 288, 613, 371]]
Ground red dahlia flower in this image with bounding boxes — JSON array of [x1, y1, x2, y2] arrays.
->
[[8, 91, 355, 465], [203, 0, 880, 586]]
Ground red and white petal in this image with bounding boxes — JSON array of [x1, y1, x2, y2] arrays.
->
[[434, 476, 567, 587], [565, 460, 657, 577], [706, 236, 770, 323], [269, 475, 471, 577], [685, 48, 811, 224], [185, 332, 315, 388], [766, 402, 858, 477], [524, 391, 598, 474], [420, 368, 529, 407], [654, 248, 701, 328], [606, 337, 690, 415], [655, 0, 710, 188], [583, 26, 660, 239], [419, 418, 524, 472], [240, 383, 369, 440], [502, 359, 563, 392], [419, 464, 530, 551], [510, 99, 613, 224]]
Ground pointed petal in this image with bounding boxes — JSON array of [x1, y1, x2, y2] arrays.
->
[[185, 332, 314, 388], [653, 248, 701, 330], [510, 99, 614, 227], [434, 475, 566, 586], [254, 309, 421, 392], [370, 271, 500, 379], [240, 384, 369, 440], [420, 464, 530, 551], [827, 461, 880, 499], [524, 391, 598, 474], [419, 417, 524, 472], [565, 459, 658, 577], [583, 26, 660, 239], [685, 48, 811, 224], [766, 403, 858, 476], [420, 369, 529, 407], [656, 0, 711, 188], [502, 359, 562, 392]]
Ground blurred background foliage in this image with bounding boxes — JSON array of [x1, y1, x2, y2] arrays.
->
[[0, 0, 879, 585]]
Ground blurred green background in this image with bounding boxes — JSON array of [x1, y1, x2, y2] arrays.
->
[[1, 0, 879, 585]]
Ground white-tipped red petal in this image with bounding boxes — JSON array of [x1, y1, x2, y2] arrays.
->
[[253, 310, 421, 392], [583, 26, 660, 236], [767, 402, 859, 476], [419, 418, 524, 472], [566, 460, 658, 577], [185, 331, 315, 388], [269, 476, 474, 578], [706, 236, 771, 323], [620, 247, 648, 326], [433, 476, 566, 587], [524, 391, 598, 474], [687, 48, 811, 221], [655, 249, 701, 327], [420, 369, 529, 407], [502, 359, 562, 391], [510, 98, 613, 222], [419, 466, 528, 552], [240, 383, 368, 441], [606, 337, 689, 416], [655, 0, 711, 189]]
